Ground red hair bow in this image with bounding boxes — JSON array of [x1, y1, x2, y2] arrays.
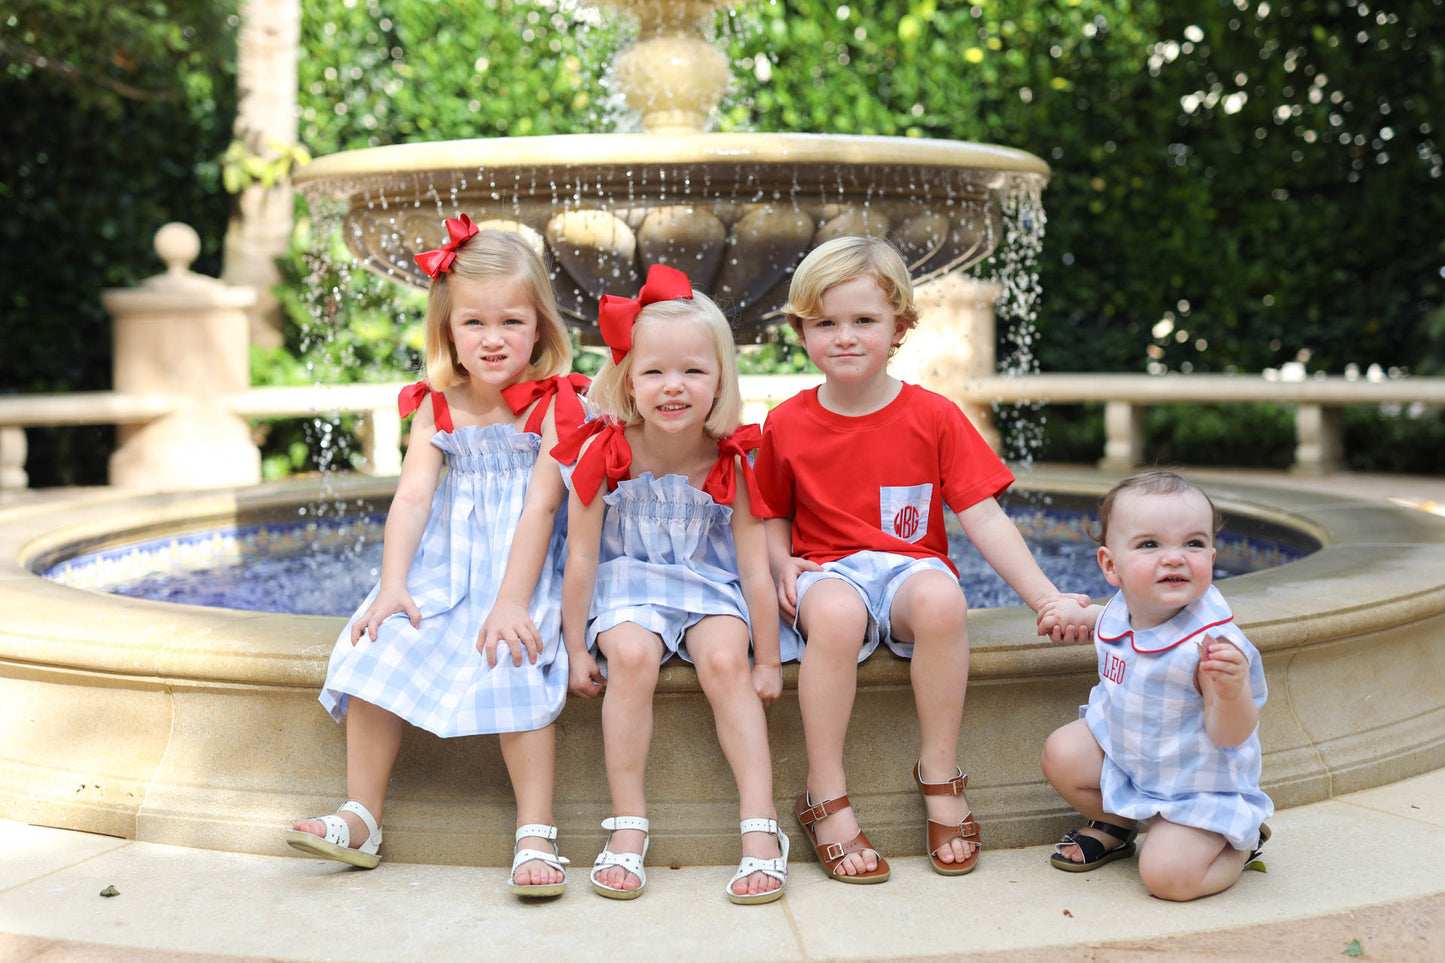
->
[[597, 263, 694, 364], [398, 380, 454, 433], [501, 373, 592, 443], [413, 213, 480, 279], [702, 424, 769, 514], [551, 417, 631, 506]]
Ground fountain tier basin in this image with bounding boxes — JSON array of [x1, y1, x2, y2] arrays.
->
[[2, 469, 1442, 867], [293, 133, 1048, 339]]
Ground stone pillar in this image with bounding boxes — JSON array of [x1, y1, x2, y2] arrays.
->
[[892, 272, 1002, 451], [104, 224, 262, 490]]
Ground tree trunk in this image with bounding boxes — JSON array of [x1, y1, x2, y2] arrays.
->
[[222, 0, 300, 348]]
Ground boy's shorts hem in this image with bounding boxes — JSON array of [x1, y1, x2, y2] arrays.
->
[[790, 551, 957, 661]]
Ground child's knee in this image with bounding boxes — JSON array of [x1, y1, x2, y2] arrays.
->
[[604, 637, 661, 680], [692, 640, 750, 682]]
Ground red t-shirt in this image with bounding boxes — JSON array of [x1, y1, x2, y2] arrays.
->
[[754, 382, 1014, 574]]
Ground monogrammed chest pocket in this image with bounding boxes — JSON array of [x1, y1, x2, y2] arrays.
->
[[879, 484, 932, 543]]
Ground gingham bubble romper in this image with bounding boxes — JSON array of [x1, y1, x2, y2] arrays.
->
[[1085, 585, 1274, 850]]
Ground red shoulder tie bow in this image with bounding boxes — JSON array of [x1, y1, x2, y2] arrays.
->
[[597, 263, 694, 364], [551, 417, 631, 506], [398, 380, 455, 433], [501, 373, 592, 441], [413, 213, 480, 279], [703, 424, 768, 515]]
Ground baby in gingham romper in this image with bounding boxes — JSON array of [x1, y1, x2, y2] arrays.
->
[[1040, 470, 1273, 901]]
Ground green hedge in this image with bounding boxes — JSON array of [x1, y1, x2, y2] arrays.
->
[[1, 0, 236, 484]]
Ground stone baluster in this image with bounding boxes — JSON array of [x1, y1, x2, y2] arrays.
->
[[103, 223, 262, 490]]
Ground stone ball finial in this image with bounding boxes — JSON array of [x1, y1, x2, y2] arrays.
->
[[155, 222, 201, 274]]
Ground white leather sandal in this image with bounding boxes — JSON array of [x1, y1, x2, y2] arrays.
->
[[726, 817, 790, 905], [284, 800, 382, 869], [590, 815, 650, 899], [509, 823, 569, 897]]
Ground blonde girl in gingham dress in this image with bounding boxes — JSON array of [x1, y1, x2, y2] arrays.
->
[[286, 219, 589, 898], [557, 266, 792, 905], [1040, 471, 1273, 901]]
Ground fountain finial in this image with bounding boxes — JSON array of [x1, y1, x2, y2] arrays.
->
[[611, 0, 733, 133]]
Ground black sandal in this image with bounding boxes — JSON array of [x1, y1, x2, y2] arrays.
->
[[1245, 822, 1272, 868], [1050, 819, 1139, 872]]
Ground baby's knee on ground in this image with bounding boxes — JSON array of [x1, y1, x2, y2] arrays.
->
[[1138, 847, 1212, 902]]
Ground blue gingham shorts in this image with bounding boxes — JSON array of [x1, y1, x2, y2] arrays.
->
[[789, 550, 958, 661]]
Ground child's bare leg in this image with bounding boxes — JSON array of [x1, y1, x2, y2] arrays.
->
[[688, 615, 782, 898], [500, 725, 562, 886], [1040, 718, 1132, 861], [292, 697, 402, 845], [1138, 817, 1250, 901], [594, 624, 664, 892], [890, 571, 975, 866], [796, 579, 878, 877]]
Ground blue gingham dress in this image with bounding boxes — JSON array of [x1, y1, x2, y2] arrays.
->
[[1084, 586, 1273, 850], [581, 471, 751, 664], [319, 423, 568, 736]]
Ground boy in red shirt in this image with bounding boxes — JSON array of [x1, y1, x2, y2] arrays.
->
[[755, 235, 1093, 883]]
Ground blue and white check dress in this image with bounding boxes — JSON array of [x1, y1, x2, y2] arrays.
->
[[320, 421, 568, 736], [1084, 586, 1273, 850], [584, 470, 750, 663]]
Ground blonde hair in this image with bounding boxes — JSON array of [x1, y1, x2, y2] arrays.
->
[[422, 228, 570, 391], [784, 235, 920, 353], [1093, 470, 1224, 545], [587, 292, 742, 438]]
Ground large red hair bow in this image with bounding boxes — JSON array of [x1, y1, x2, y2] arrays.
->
[[413, 213, 480, 279], [398, 380, 454, 433], [501, 373, 592, 443], [597, 263, 693, 364], [702, 424, 768, 515], [551, 417, 631, 506]]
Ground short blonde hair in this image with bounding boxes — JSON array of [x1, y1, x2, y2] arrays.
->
[[784, 235, 919, 352], [1094, 470, 1224, 545], [587, 292, 742, 438], [422, 228, 570, 391]]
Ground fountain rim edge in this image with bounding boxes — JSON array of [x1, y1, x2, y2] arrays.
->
[[293, 132, 1052, 189]]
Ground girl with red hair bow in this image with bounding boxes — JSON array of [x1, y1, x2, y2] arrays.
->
[[556, 265, 792, 905], [288, 219, 587, 898]]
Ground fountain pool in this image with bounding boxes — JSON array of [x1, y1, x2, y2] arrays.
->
[[3, 469, 1442, 866], [36, 496, 1311, 616]]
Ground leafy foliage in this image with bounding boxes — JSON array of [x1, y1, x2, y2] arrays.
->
[[1, 0, 236, 484]]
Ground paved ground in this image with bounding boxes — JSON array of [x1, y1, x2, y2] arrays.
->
[[0, 767, 1441, 962]]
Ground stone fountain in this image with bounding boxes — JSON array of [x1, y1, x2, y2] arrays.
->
[[3, 2, 1441, 871], [293, 0, 1049, 342]]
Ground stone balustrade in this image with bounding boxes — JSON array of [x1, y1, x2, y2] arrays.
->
[[4, 370, 1444, 490]]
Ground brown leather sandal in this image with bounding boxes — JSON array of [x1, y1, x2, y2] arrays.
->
[[913, 760, 981, 876], [794, 791, 891, 884]]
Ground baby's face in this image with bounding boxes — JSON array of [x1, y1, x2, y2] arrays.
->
[[1098, 490, 1216, 630]]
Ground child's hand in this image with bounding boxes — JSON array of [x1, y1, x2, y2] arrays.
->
[[1035, 594, 1098, 644], [477, 600, 542, 667], [772, 555, 822, 621], [751, 662, 783, 708], [1196, 635, 1249, 701], [568, 650, 606, 699], [350, 583, 421, 644]]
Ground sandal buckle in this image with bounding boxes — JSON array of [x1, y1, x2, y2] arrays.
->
[[798, 801, 830, 825], [820, 841, 846, 862]]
